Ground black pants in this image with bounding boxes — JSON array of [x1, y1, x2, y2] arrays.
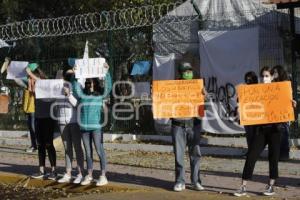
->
[[242, 125, 281, 180], [35, 118, 56, 167], [244, 125, 256, 148], [279, 123, 290, 158]]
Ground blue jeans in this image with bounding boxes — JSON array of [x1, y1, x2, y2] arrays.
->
[[172, 125, 202, 185], [59, 123, 84, 173], [27, 113, 37, 149], [81, 130, 106, 175]]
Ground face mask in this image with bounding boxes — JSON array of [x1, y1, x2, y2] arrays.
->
[[182, 71, 193, 80], [263, 77, 272, 83], [65, 73, 75, 82]]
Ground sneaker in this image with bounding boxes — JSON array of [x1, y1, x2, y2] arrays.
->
[[173, 182, 185, 192], [233, 185, 247, 197], [263, 185, 275, 196], [192, 182, 205, 191], [73, 174, 83, 184], [57, 173, 71, 183], [48, 171, 57, 181], [81, 175, 93, 186], [26, 147, 37, 153], [31, 171, 45, 179], [96, 175, 108, 186]]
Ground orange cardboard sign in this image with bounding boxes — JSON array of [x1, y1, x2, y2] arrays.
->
[[0, 95, 9, 114], [152, 79, 205, 119], [237, 81, 295, 126]]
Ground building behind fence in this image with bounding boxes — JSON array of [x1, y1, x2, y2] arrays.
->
[[0, 1, 299, 137]]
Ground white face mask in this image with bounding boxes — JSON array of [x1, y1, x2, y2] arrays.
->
[[263, 77, 272, 83]]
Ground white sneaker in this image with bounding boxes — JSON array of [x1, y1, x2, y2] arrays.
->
[[73, 174, 83, 184], [173, 182, 185, 192], [192, 182, 205, 191], [234, 185, 247, 197], [57, 173, 72, 183], [80, 175, 93, 186], [263, 185, 275, 196], [96, 175, 108, 186]]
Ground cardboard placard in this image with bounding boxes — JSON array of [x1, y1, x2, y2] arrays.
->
[[0, 95, 9, 114], [237, 81, 295, 125], [6, 61, 29, 79], [35, 79, 66, 99], [152, 79, 205, 119], [74, 58, 108, 79]]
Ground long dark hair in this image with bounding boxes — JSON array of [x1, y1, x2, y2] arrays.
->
[[83, 78, 104, 96], [33, 68, 46, 79], [260, 66, 271, 77], [271, 65, 289, 82], [244, 71, 258, 84]]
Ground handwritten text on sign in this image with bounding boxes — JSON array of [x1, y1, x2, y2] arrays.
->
[[237, 81, 295, 126], [152, 79, 205, 119], [35, 79, 66, 99], [75, 58, 108, 79]]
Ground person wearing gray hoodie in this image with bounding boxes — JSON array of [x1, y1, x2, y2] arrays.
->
[[53, 68, 84, 184]]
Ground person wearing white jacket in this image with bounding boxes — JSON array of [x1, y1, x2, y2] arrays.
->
[[54, 68, 84, 184]]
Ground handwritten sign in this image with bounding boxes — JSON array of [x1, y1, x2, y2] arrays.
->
[[74, 58, 108, 79], [0, 95, 9, 113], [152, 79, 205, 119], [237, 81, 295, 126], [6, 61, 29, 80], [35, 79, 66, 99]]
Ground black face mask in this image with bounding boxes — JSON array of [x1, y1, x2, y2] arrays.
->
[[64, 74, 75, 82], [83, 81, 92, 95]]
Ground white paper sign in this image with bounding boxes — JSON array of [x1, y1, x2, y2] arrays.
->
[[74, 58, 107, 78], [6, 61, 29, 79], [35, 79, 66, 99]]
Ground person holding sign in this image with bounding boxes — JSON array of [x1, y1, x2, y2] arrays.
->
[[271, 65, 296, 161], [53, 67, 85, 184], [243, 71, 258, 152], [234, 66, 296, 197], [71, 63, 112, 186], [12, 62, 40, 153], [27, 63, 58, 181], [171, 62, 205, 192]]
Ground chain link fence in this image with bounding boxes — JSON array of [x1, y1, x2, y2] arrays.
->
[[0, 1, 299, 137]]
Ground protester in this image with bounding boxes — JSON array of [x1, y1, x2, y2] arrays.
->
[[53, 67, 84, 184], [171, 62, 205, 192], [271, 65, 297, 160], [13, 63, 39, 152], [234, 66, 296, 197], [243, 71, 258, 151], [71, 63, 112, 186], [29, 63, 57, 180]]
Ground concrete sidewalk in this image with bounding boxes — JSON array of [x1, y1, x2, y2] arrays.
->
[[0, 145, 299, 199], [1, 130, 300, 159]]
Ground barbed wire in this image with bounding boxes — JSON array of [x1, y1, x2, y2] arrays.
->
[[0, 1, 202, 41]]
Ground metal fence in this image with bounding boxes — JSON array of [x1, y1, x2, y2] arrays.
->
[[0, 1, 299, 137]]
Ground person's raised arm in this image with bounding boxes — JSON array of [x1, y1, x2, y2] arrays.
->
[[102, 63, 112, 98]]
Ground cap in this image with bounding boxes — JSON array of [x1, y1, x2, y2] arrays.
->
[[28, 63, 38, 71], [178, 62, 193, 72]]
